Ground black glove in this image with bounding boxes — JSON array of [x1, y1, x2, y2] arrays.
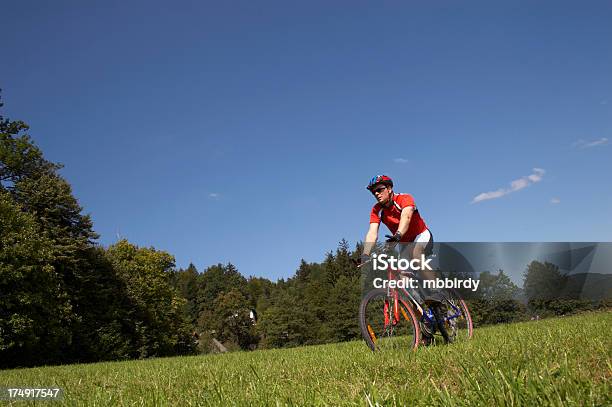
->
[[385, 231, 402, 243]]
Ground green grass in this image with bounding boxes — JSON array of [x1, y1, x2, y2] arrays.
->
[[1, 311, 610, 406]]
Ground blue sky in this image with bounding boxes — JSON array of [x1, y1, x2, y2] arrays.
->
[[2, 1, 611, 280]]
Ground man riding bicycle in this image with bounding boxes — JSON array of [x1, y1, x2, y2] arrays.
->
[[358, 174, 433, 268], [358, 174, 451, 344]]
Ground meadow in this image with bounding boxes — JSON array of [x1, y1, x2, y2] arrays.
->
[[1, 311, 610, 406]]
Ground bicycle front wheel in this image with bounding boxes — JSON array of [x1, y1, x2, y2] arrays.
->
[[359, 288, 420, 352]]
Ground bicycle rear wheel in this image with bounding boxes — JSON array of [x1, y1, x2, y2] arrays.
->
[[359, 288, 420, 352]]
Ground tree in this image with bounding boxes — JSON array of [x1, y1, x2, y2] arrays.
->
[[0, 94, 110, 364], [0, 93, 58, 190], [478, 270, 520, 301], [172, 263, 200, 325], [0, 190, 73, 368], [0, 92, 96, 253], [523, 261, 565, 302], [195, 263, 248, 338], [212, 289, 255, 350], [257, 288, 319, 348], [523, 261, 595, 316], [324, 275, 361, 342], [468, 270, 526, 326], [1, 93, 197, 364], [246, 276, 274, 318], [197, 263, 247, 308], [105, 240, 194, 357]]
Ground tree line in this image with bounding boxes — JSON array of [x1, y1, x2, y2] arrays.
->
[[1, 94, 608, 368]]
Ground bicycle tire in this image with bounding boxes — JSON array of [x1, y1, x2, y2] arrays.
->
[[439, 289, 474, 343], [359, 288, 420, 352]]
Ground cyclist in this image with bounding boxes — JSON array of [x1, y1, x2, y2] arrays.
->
[[358, 174, 450, 344], [358, 174, 433, 265]]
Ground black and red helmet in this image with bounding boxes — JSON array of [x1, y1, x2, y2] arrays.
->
[[366, 175, 393, 191]]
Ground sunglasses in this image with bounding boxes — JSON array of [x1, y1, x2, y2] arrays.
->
[[371, 186, 387, 194]]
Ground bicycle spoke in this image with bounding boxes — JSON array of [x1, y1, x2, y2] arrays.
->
[[360, 289, 419, 352]]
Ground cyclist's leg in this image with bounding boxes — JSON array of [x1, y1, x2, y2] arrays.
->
[[397, 242, 423, 304], [397, 229, 432, 269], [397, 244, 427, 346], [397, 231, 438, 304], [398, 232, 440, 345], [430, 302, 452, 343], [412, 229, 434, 281], [414, 230, 452, 343], [408, 229, 443, 303]]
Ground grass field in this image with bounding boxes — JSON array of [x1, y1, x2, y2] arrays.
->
[[1, 311, 610, 406]]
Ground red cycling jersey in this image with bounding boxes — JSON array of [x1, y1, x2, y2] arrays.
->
[[369, 193, 428, 242]]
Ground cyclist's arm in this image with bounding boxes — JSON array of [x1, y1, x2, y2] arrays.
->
[[397, 206, 415, 237], [363, 222, 379, 255]]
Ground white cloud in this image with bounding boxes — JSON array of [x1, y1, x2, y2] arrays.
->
[[472, 189, 506, 203], [527, 168, 545, 182], [551, 198, 561, 204], [510, 178, 529, 191], [584, 137, 608, 147], [471, 168, 545, 204], [209, 193, 220, 199], [394, 158, 409, 164], [573, 137, 608, 149]]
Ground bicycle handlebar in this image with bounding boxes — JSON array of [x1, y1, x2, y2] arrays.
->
[[354, 242, 402, 269]]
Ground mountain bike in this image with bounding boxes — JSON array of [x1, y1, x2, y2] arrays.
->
[[357, 249, 473, 352]]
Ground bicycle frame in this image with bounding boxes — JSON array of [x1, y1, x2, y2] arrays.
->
[[383, 267, 465, 329]]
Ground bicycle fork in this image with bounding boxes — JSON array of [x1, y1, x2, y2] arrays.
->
[[382, 289, 400, 329], [383, 289, 398, 327], [385, 290, 412, 328]]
